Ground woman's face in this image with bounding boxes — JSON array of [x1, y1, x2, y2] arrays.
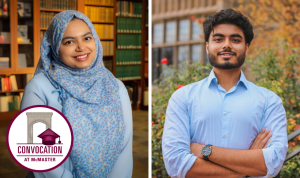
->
[[59, 19, 96, 69]]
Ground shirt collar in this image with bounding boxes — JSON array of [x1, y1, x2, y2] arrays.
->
[[207, 69, 249, 89]]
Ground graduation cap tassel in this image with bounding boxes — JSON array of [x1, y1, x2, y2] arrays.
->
[[58, 137, 61, 144]]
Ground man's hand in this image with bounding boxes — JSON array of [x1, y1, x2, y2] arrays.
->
[[250, 128, 272, 150], [190, 143, 205, 158]]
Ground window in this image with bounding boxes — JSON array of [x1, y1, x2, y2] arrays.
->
[[192, 19, 203, 40], [161, 47, 174, 65], [178, 45, 189, 68], [165, 21, 176, 43], [191, 44, 202, 63], [153, 23, 164, 44], [152, 48, 161, 82], [179, 19, 189, 41]]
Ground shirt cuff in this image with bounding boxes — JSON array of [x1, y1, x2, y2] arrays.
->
[[177, 154, 198, 178], [262, 148, 276, 177]]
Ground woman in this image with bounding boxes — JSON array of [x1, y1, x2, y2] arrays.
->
[[21, 11, 133, 178]]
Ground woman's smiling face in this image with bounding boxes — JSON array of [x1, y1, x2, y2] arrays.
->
[[59, 18, 96, 69]]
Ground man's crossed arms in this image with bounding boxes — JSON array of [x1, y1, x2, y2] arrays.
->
[[187, 128, 273, 178]]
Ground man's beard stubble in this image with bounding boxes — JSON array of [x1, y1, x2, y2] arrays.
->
[[208, 51, 246, 69]]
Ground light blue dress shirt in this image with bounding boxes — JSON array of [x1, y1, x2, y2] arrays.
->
[[21, 73, 133, 178], [162, 69, 288, 178]]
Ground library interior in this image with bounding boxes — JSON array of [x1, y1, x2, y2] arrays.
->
[[0, 0, 148, 177]]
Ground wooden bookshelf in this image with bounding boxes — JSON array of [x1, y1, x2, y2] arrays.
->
[[0, 0, 148, 123], [113, 0, 148, 110], [85, 4, 114, 8], [0, 89, 24, 94], [0, 0, 84, 123], [40, 8, 64, 12]]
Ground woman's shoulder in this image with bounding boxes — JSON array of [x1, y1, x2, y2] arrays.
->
[[26, 73, 56, 93], [116, 78, 127, 93]]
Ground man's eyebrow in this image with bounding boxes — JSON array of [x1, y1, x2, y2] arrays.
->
[[212, 33, 224, 37], [212, 33, 243, 39], [62, 32, 92, 41], [230, 33, 243, 39]]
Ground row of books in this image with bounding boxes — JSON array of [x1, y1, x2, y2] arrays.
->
[[116, 65, 141, 80], [40, 12, 59, 28], [125, 86, 148, 106], [94, 24, 114, 39], [40, 0, 77, 10], [84, 6, 114, 23], [117, 34, 141, 49], [103, 59, 113, 73], [0, 94, 22, 112], [116, 1, 142, 17], [116, 50, 141, 65], [117, 18, 141, 33], [102, 41, 114, 56], [0, 74, 33, 92], [85, 0, 114, 6], [0, 57, 9, 68], [0, 54, 30, 68], [125, 85, 140, 105]]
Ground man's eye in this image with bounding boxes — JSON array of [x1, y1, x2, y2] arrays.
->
[[65, 41, 73, 45], [214, 38, 222, 42], [232, 39, 240, 42]]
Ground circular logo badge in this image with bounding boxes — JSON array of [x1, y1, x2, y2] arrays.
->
[[6, 105, 74, 172]]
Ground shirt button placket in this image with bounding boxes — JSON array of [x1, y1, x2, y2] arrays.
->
[[221, 94, 229, 147]]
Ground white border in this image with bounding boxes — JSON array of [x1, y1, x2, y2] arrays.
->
[[148, 0, 152, 177]]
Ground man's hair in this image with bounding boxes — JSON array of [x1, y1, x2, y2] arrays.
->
[[203, 9, 254, 45]]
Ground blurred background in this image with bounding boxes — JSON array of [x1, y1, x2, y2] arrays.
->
[[152, 0, 300, 177], [0, 0, 148, 177]]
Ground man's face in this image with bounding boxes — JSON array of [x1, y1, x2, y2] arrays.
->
[[206, 24, 249, 70]]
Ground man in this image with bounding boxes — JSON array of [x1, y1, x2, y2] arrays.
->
[[162, 9, 288, 178]]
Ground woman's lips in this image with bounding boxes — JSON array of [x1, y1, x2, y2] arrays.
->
[[73, 53, 89, 61]]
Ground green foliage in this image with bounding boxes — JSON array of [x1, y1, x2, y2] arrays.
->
[[251, 42, 300, 117], [152, 62, 211, 177], [152, 42, 300, 178]]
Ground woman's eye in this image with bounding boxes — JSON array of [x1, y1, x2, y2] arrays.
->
[[85, 37, 92, 41], [65, 41, 73, 45]]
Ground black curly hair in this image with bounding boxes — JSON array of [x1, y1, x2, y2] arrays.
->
[[203, 9, 254, 45]]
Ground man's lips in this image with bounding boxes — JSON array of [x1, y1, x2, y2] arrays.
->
[[217, 52, 236, 58], [73, 53, 90, 61]]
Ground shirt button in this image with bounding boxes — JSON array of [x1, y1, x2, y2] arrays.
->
[[224, 112, 227, 115], [223, 134, 226, 138]]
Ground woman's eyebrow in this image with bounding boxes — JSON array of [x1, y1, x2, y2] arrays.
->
[[82, 32, 92, 37], [62, 32, 92, 41]]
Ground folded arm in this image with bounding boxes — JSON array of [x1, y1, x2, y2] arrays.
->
[[186, 158, 245, 178], [190, 144, 267, 176]]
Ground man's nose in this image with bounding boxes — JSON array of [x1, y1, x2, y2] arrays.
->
[[222, 39, 232, 49]]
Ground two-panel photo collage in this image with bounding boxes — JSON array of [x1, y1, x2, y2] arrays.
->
[[0, 0, 299, 177]]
